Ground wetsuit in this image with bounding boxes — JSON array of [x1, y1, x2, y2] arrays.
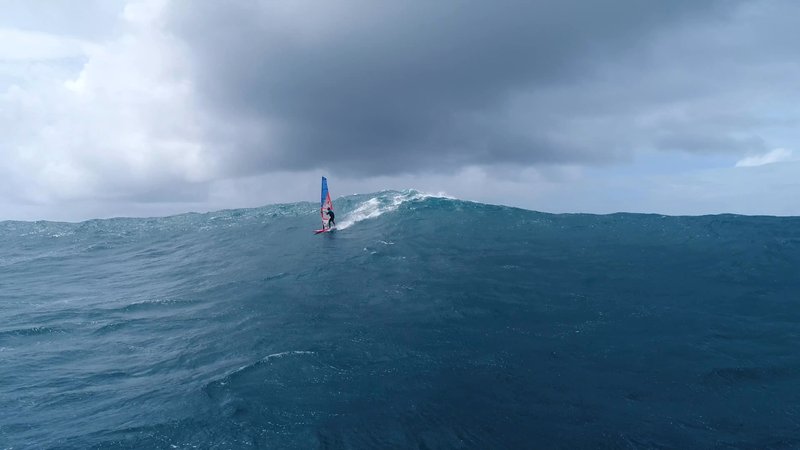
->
[[327, 210, 335, 228]]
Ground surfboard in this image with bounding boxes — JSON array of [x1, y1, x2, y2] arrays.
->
[[314, 176, 335, 234]]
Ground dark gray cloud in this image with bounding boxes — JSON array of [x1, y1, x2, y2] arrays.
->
[[654, 132, 766, 155], [165, 0, 744, 176]]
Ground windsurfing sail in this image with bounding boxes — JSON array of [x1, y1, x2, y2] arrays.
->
[[315, 176, 334, 234]]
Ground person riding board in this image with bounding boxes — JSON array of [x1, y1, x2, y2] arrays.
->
[[326, 208, 335, 229]]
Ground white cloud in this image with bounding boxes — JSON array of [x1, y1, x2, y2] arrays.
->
[[735, 148, 795, 167], [1, 0, 212, 217], [0, 28, 93, 60]]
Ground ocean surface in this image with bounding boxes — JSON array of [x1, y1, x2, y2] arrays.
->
[[2, 191, 800, 449]]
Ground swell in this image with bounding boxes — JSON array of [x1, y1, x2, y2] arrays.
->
[[702, 365, 800, 386], [204, 350, 317, 394], [107, 298, 201, 314], [0, 326, 68, 339]]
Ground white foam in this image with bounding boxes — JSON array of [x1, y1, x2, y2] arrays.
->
[[337, 190, 454, 230], [260, 350, 315, 361]]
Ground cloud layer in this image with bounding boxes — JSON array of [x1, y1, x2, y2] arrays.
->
[[166, 0, 751, 175]]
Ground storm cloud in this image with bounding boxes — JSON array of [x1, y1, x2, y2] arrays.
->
[[164, 0, 752, 176]]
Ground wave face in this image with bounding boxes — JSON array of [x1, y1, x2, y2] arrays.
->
[[2, 191, 800, 449]]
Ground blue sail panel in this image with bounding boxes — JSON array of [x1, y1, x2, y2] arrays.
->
[[320, 177, 328, 208]]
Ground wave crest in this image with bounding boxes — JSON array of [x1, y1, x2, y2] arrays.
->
[[338, 190, 454, 230]]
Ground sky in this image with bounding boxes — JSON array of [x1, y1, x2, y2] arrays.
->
[[1, 0, 799, 221]]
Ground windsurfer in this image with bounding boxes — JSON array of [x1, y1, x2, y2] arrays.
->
[[326, 208, 335, 229]]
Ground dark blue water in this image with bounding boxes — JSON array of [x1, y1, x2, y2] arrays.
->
[[2, 191, 800, 449]]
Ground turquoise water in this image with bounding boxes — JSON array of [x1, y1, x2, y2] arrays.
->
[[2, 191, 799, 449]]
